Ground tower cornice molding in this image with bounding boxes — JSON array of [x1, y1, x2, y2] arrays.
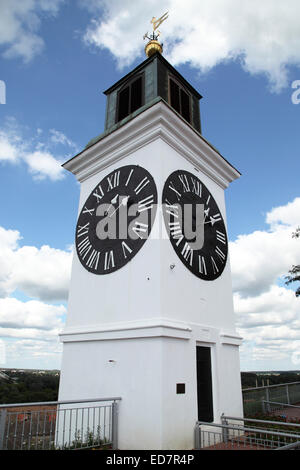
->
[[63, 101, 240, 189]]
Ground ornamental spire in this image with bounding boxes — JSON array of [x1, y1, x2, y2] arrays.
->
[[143, 11, 169, 57]]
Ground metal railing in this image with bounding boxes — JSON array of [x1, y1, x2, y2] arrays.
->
[[0, 397, 121, 450], [242, 381, 300, 416], [262, 400, 300, 415], [195, 415, 300, 450]]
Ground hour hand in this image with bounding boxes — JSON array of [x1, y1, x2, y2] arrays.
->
[[105, 194, 119, 215]]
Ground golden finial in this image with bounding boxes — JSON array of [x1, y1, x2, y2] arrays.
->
[[143, 11, 169, 57]]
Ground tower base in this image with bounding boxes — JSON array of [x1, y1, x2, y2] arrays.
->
[[59, 320, 243, 450]]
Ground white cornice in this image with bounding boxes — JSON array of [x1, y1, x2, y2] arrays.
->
[[63, 101, 240, 189], [59, 318, 192, 343], [220, 333, 243, 346]]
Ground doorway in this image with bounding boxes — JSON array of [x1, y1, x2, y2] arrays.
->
[[196, 346, 213, 422]]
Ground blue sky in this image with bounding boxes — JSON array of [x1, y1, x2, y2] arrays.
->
[[0, 0, 300, 371]]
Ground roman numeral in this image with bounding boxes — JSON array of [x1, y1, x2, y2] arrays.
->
[[178, 174, 190, 192], [191, 177, 202, 197], [215, 246, 226, 262], [169, 221, 183, 245], [93, 185, 104, 202], [134, 177, 150, 195], [107, 171, 120, 190], [77, 236, 92, 260], [181, 242, 193, 266], [77, 222, 90, 238], [104, 250, 115, 270], [132, 222, 148, 239], [168, 181, 181, 201], [82, 206, 95, 216], [216, 230, 226, 245], [86, 249, 100, 270], [209, 213, 222, 226], [138, 194, 154, 212], [121, 241, 133, 259], [125, 168, 134, 186], [211, 256, 219, 274], [165, 203, 179, 218], [199, 255, 207, 275]]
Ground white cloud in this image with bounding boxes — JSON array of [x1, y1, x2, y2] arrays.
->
[[0, 132, 18, 163], [266, 198, 300, 229], [2, 338, 62, 369], [0, 226, 72, 301], [230, 197, 300, 369], [25, 150, 64, 181], [230, 198, 300, 297], [0, 119, 74, 181], [82, 0, 300, 91], [49, 129, 77, 150], [0, 339, 6, 365], [0, 0, 64, 62], [292, 351, 300, 366], [235, 285, 300, 329], [0, 297, 65, 332], [0, 225, 69, 367]]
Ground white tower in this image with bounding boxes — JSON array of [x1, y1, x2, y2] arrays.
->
[[58, 47, 243, 450]]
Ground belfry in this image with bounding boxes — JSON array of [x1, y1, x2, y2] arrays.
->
[[58, 14, 243, 449]]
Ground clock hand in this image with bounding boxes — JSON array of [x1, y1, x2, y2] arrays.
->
[[204, 214, 222, 226], [105, 194, 119, 216], [109, 195, 130, 217], [203, 207, 210, 224]]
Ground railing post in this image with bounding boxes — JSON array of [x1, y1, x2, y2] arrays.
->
[[194, 423, 201, 449], [221, 414, 229, 444], [0, 409, 7, 450], [111, 401, 119, 450], [265, 387, 271, 413], [286, 385, 290, 405]]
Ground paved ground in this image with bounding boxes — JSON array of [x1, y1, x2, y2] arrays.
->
[[203, 442, 267, 450]]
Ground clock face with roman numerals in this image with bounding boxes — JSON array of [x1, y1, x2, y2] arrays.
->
[[75, 165, 157, 274], [162, 170, 228, 280]]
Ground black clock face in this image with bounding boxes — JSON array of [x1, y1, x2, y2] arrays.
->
[[76, 165, 157, 274], [162, 170, 228, 280]]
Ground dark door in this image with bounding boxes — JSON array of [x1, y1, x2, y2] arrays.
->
[[196, 346, 213, 422]]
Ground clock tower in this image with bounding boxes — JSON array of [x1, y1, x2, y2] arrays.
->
[[58, 29, 243, 450]]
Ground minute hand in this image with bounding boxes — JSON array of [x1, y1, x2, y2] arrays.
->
[[109, 195, 130, 217]]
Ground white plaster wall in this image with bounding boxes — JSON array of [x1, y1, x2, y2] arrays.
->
[[216, 343, 244, 418], [157, 138, 237, 332], [59, 337, 164, 449], [161, 337, 197, 449], [65, 136, 237, 335], [59, 335, 197, 449], [65, 139, 162, 330], [58, 334, 243, 449]]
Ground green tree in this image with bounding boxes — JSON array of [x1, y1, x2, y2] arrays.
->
[[285, 228, 300, 297]]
